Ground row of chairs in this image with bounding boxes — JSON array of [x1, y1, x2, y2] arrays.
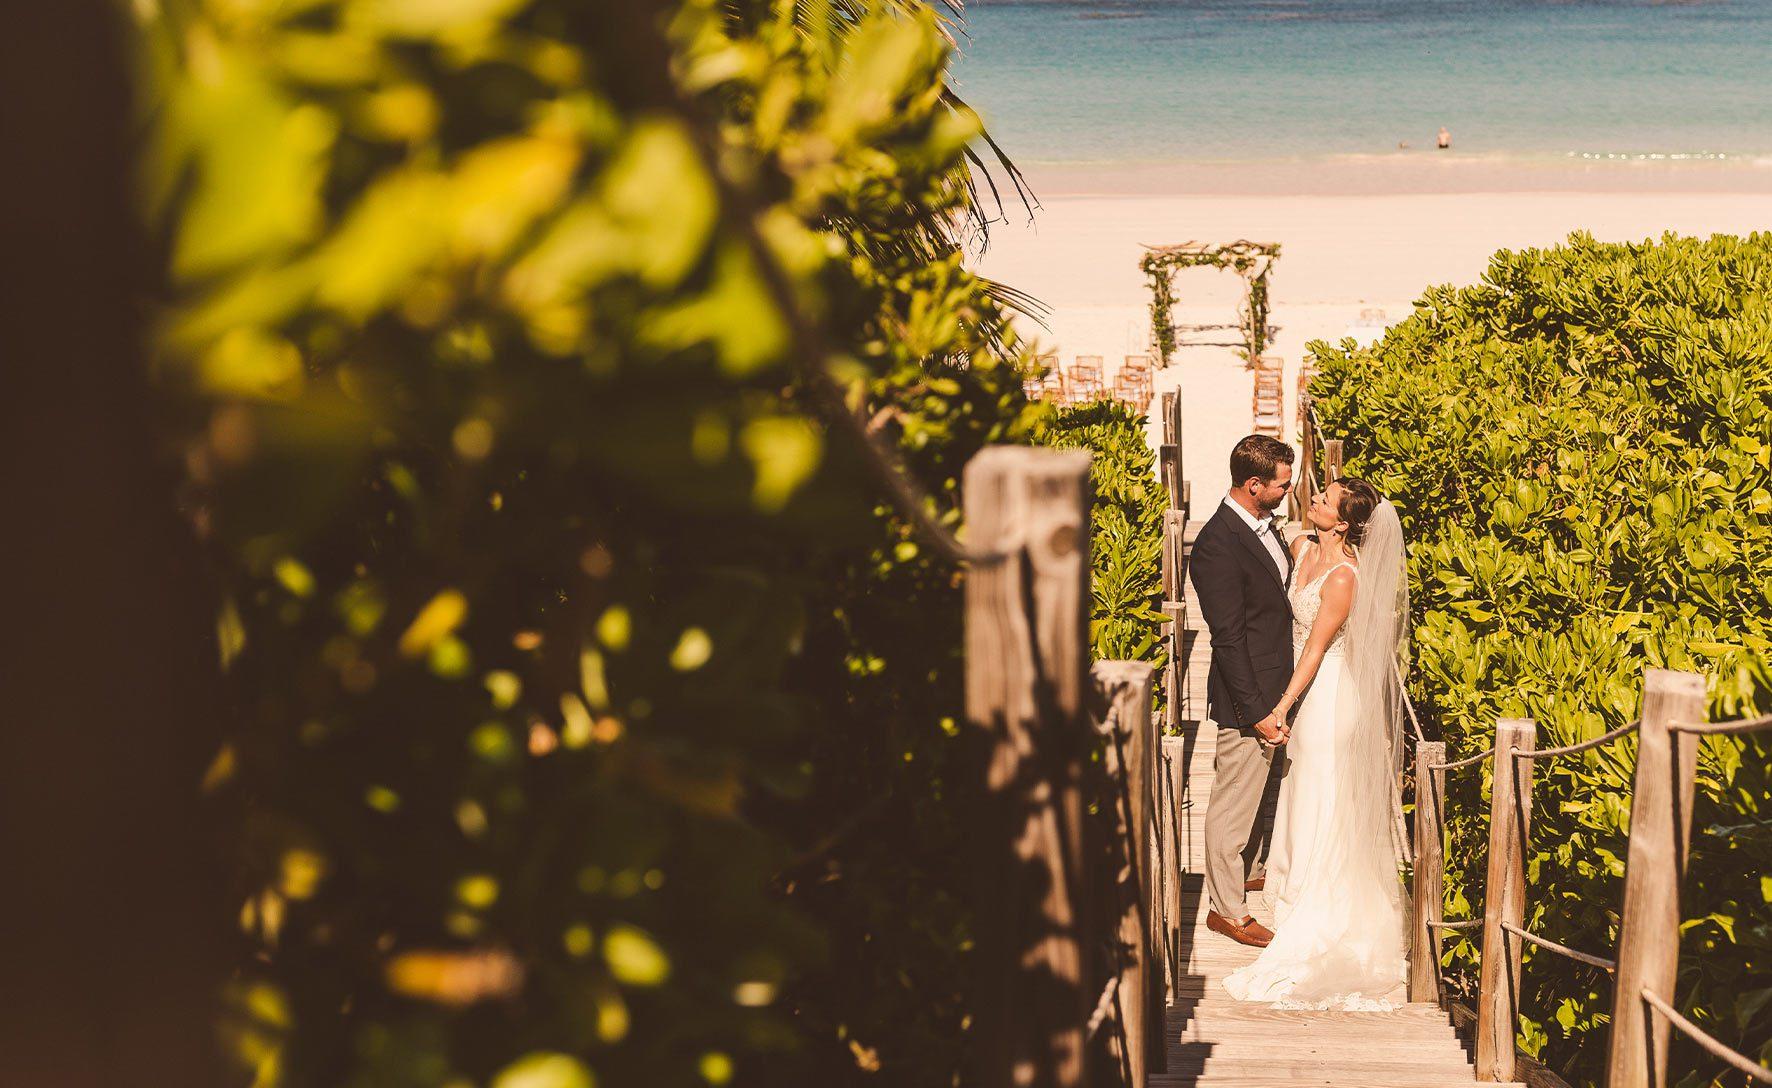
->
[[1024, 354, 1155, 410], [1253, 354, 1284, 438]]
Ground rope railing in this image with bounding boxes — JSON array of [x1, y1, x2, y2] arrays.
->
[[1641, 988, 1772, 1085], [1671, 710, 1772, 737], [1512, 719, 1641, 760], [1427, 719, 1643, 771], [1430, 746, 1495, 772], [1498, 921, 1617, 972], [1397, 660, 1428, 743], [1408, 669, 1770, 1088]]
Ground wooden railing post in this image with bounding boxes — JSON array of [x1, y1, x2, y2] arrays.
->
[[1167, 387, 1184, 500], [1094, 661, 1157, 1084], [1159, 391, 1181, 510], [1476, 718, 1535, 1082], [1139, 674, 1167, 1076], [1322, 438, 1344, 484], [1160, 734, 1187, 997], [1606, 669, 1707, 1088], [1290, 393, 1317, 521], [963, 447, 1093, 1088], [1409, 740, 1447, 1003], [1160, 509, 1186, 734]]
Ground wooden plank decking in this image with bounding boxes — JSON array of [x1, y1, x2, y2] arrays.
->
[[1155, 520, 1518, 1088]]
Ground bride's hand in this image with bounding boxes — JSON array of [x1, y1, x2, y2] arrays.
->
[[1253, 713, 1285, 746]]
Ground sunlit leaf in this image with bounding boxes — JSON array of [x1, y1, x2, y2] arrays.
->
[[492, 1053, 595, 1088], [399, 589, 468, 658], [603, 924, 670, 987], [740, 416, 822, 512]]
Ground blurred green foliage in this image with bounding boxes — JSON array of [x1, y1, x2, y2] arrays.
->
[[136, 0, 1042, 1083], [1311, 231, 1772, 1087], [1034, 400, 1169, 674]]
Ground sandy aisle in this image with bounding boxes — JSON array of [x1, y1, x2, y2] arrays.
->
[[970, 179, 1772, 501]]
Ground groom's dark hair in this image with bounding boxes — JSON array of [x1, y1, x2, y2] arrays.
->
[[1229, 434, 1295, 486]]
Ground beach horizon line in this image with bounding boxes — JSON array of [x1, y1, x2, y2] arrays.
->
[[999, 153, 1772, 199]]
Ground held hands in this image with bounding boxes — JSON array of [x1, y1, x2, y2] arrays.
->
[[1253, 713, 1290, 748]]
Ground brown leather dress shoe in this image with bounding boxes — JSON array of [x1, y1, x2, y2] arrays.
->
[[1206, 909, 1273, 948], [1244, 875, 1265, 892]]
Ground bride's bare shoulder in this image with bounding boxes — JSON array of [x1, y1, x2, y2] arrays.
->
[[1321, 562, 1359, 600], [1289, 534, 1313, 560]]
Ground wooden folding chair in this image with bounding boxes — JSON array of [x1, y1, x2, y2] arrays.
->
[[1116, 355, 1153, 410], [1067, 355, 1106, 404], [1252, 355, 1285, 436], [1024, 352, 1063, 403]]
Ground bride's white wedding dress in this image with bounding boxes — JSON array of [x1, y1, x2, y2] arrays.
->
[[1222, 554, 1409, 1008]]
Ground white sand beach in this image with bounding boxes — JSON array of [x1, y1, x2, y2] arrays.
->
[[971, 161, 1772, 500]]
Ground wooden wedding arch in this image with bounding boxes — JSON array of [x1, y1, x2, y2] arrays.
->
[[1139, 240, 1280, 367]]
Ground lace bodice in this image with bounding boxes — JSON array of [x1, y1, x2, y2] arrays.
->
[[1289, 558, 1357, 655]]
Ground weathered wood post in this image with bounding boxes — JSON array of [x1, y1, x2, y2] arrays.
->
[[1409, 740, 1448, 1003], [1605, 669, 1708, 1088], [1161, 509, 1186, 733], [1323, 437, 1344, 484], [1297, 402, 1311, 520], [1167, 386, 1185, 495], [964, 447, 1094, 1088], [1140, 674, 1167, 1075], [1290, 392, 1317, 521], [1148, 751, 1169, 1073], [1476, 718, 1535, 1082], [1162, 734, 1187, 993], [1159, 392, 1180, 509], [1094, 661, 1156, 1084], [1159, 384, 1185, 737]]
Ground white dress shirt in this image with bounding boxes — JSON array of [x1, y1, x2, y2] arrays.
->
[[1222, 493, 1287, 583]]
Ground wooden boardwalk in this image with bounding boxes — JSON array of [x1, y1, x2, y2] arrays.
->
[[1154, 520, 1517, 1088]]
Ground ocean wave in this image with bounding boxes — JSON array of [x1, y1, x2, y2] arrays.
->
[[1563, 150, 1751, 162]]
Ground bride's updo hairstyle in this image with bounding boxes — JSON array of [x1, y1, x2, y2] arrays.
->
[[1336, 477, 1384, 548]]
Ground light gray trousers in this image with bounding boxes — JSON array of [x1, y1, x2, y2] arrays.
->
[[1203, 720, 1287, 920]]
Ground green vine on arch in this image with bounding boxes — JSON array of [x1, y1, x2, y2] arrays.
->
[[1139, 240, 1281, 366]]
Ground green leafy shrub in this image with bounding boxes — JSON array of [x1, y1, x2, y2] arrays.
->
[[1034, 401, 1169, 677], [1310, 231, 1772, 1087], [137, 0, 1039, 1084]]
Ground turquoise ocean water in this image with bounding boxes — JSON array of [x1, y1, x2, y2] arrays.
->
[[949, 0, 1772, 164]]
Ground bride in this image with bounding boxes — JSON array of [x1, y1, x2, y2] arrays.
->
[[1223, 477, 1411, 1007]]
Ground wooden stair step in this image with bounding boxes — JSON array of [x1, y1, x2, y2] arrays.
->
[[1148, 1084, 1523, 1088], [1173, 1002, 1456, 1022], [1173, 1025, 1463, 1039], [1162, 1063, 1481, 1077], [1172, 1035, 1467, 1054], [1173, 1019, 1463, 1038]]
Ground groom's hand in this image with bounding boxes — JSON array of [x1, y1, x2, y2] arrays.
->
[[1253, 713, 1285, 746]]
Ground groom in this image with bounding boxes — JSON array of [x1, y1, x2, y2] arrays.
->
[[1189, 434, 1296, 948]]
